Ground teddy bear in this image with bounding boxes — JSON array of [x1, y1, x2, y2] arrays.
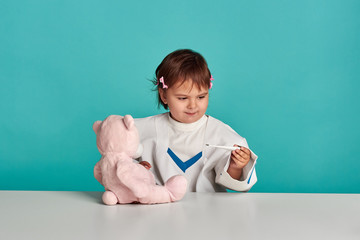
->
[[93, 115, 187, 205]]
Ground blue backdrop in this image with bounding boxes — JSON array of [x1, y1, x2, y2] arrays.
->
[[1, 0, 359, 193]]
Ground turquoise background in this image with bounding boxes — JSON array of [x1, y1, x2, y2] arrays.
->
[[1, 0, 359, 193]]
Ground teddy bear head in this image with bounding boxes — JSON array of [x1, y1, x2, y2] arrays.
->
[[93, 115, 142, 158]]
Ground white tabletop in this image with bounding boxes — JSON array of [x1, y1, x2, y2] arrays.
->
[[0, 191, 359, 240]]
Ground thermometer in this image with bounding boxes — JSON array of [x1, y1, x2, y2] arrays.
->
[[205, 144, 241, 151]]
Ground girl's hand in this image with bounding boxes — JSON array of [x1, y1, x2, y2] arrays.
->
[[139, 161, 152, 170], [230, 145, 251, 170]]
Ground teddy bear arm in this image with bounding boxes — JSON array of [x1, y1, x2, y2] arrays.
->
[[124, 179, 151, 199], [94, 162, 103, 185], [116, 163, 150, 198]]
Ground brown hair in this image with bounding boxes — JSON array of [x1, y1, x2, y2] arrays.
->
[[153, 49, 212, 109]]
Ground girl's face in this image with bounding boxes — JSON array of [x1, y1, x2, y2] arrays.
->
[[159, 79, 209, 123]]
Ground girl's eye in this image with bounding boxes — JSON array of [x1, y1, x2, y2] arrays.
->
[[198, 96, 205, 99], [178, 97, 187, 100]]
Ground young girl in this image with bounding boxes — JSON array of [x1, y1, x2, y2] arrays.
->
[[135, 49, 257, 192]]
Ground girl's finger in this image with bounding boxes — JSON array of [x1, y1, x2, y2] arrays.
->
[[233, 153, 247, 164], [237, 150, 247, 159], [240, 147, 251, 155], [231, 152, 242, 161]]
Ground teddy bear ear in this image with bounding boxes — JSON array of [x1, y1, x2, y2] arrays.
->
[[123, 115, 135, 130], [93, 121, 102, 134]]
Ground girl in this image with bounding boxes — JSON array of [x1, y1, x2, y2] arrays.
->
[[135, 49, 257, 192]]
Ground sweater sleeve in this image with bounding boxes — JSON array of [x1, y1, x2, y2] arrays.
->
[[210, 122, 258, 192], [214, 141, 258, 192]]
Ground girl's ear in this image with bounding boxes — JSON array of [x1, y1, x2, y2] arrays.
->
[[159, 89, 167, 104]]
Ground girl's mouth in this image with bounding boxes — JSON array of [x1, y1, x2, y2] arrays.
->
[[185, 112, 197, 116]]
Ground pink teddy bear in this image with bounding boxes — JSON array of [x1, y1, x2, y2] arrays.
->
[[93, 115, 187, 205]]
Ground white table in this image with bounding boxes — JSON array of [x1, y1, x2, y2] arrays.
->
[[0, 191, 359, 240]]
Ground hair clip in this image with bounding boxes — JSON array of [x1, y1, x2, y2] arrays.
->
[[209, 75, 214, 89], [156, 76, 168, 89]]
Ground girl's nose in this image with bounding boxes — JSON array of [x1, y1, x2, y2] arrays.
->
[[188, 99, 196, 109]]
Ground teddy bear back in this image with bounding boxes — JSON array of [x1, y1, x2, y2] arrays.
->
[[93, 115, 139, 157]]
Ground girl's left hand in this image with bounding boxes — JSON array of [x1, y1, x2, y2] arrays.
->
[[230, 145, 251, 170]]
